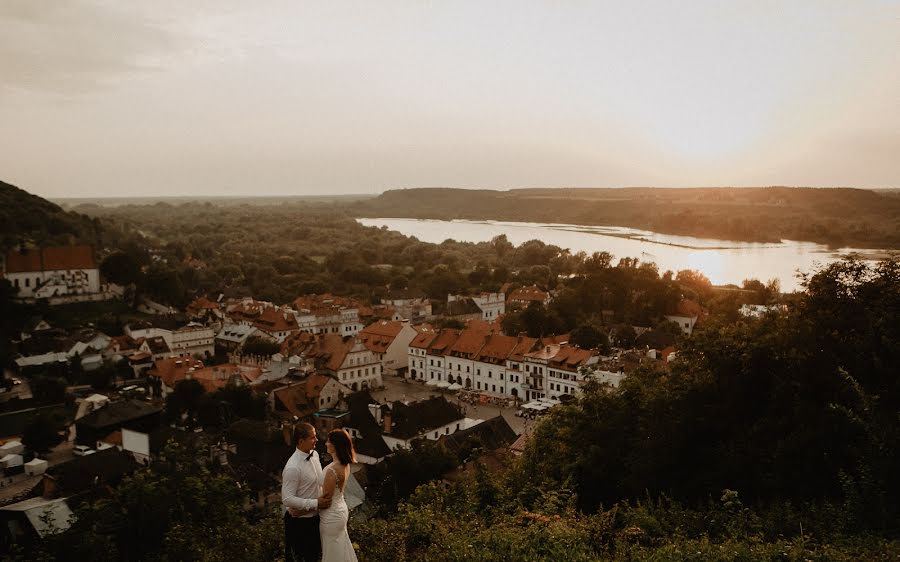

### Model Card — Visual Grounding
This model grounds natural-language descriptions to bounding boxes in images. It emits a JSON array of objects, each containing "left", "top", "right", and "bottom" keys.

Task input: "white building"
[
  {"left": 4, "top": 245, "right": 101, "bottom": 299},
  {"left": 359, "top": 320, "right": 418, "bottom": 375},
  {"left": 170, "top": 323, "right": 215, "bottom": 358}
]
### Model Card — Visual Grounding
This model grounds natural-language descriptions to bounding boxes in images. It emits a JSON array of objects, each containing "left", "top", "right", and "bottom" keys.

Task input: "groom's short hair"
[{"left": 293, "top": 422, "right": 316, "bottom": 444}]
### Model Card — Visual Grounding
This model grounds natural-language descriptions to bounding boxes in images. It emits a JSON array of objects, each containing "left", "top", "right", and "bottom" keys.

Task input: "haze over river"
[{"left": 357, "top": 218, "right": 889, "bottom": 292}]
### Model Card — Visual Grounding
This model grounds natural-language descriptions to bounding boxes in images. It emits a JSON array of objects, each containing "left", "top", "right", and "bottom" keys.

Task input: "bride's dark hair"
[{"left": 328, "top": 428, "right": 356, "bottom": 465}]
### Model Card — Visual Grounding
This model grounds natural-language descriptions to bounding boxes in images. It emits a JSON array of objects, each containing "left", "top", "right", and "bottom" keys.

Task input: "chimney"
[
  {"left": 382, "top": 408, "right": 392, "bottom": 434},
  {"left": 368, "top": 403, "right": 382, "bottom": 424}
]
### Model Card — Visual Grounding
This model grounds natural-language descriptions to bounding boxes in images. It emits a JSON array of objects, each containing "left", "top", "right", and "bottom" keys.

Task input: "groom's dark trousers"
[{"left": 285, "top": 513, "right": 321, "bottom": 562}]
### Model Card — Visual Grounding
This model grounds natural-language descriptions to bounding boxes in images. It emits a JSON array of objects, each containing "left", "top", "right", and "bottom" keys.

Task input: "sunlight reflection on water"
[{"left": 357, "top": 218, "right": 883, "bottom": 292}]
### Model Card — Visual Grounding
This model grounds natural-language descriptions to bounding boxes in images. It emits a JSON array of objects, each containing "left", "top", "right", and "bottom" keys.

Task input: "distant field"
[{"left": 53, "top": 194, "right": 376, "bottom": 208}]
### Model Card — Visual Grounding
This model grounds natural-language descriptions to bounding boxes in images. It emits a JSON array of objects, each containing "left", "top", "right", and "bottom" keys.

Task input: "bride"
[{"left": 318, "top": 429, "right": 359, "bottom": 562}]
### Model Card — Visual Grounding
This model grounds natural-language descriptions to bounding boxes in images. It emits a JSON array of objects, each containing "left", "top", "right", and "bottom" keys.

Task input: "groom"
[{"left": 282, "top": 422, "right": 331, "bottom": 562}]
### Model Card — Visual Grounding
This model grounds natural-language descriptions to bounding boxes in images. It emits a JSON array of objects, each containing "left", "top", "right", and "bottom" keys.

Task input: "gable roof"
[
  {"left": 75, "top": 400, "right": 162, "bottom": 431},
  {"left": 547, "top": 345, "right": 598, "bottom": 371},
  {"left": 359, "top": 320, "right": 404, "bottom": 353},
  {"left": 635, "top": 329, "right": 678, "bottom": 350},
  {"left": 508, "top": 285, "right": 550, "bottom": 303},
  {"left": 144, "top": 336, "right": 170, "bottom": 355},
  {"left": 448, "top": 321, "right": 496, "bottom": 358},
  {"left": 4, "top": 245, "right": 97, "bottom": 274},
  {"left": 46, "top": 447, "right": 137, "bottom": 495},
  {"left": 439, "top": 416, "right": 517, "bottom": 455},
  {"left": 149, "top": 355, "right": 205, "bottom": 389},
  {"left": 272, "top": 374, "right": 340, "bottom": 418},
  {"left": 473, "top": 333, "right": 520, "bottom": 365},
  {"left": 427, "top": 329, "right": 460, "bottom": 356},
  {"left": 341, "top": 391, "right": 391, "bottom": 459},
  {"left": 409, "top": 328, "right": 437, "bottom": 349},
  {"left": 389, "top": 396, "right": 463, "bottom": 440}
]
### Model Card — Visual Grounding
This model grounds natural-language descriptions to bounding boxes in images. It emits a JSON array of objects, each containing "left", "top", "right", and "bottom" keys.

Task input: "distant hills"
[
  {"left": 352, "top": 187, "right": 900, "bottom": 248},
  {"left": 0, "top": 180, "right": 101, "bottom": 251}
]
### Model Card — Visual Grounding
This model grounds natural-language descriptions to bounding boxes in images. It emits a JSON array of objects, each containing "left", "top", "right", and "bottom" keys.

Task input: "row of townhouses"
[{"left": 408, "top": 321, "right": 624, "bottom": 401}]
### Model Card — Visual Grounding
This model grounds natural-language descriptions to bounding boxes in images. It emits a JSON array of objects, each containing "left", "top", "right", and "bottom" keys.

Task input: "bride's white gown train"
[{"left": 319, "top": 464, "right": 358, "bottom": 562}]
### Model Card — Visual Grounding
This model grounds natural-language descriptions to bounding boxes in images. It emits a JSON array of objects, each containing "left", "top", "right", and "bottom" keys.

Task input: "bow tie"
[{"left": 305, "top": 451, "right": 314, "bottom": 461}]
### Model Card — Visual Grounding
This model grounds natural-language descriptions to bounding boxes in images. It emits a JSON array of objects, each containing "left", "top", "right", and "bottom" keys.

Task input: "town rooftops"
[{"left": 4, "top": 245, "right": 97, "bottom": 274}]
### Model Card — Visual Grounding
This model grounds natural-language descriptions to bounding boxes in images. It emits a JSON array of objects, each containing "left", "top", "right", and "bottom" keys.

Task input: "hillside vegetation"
[
  {"left": 352, "top": 187, "right": 900, "bottom": 248},
  {"left": 0, "top": 180, "right": 103, "bottom": 250}
]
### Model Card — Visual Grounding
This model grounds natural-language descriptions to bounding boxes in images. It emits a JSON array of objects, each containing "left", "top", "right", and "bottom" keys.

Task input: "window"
[
  {"left": 488, "top": 372, "right": 492, "bottom": 379},
  {"left": 25, "top": 278, "right": 30, "bottom": 287},
  {"left": 466, "top": 366, "right": 470, "bottom": 373},
  {"left": 500, "top": 373, "right": 504, "bottom": 380},
  {"left": 477, "top": 369, "right": 481, "bottom": 375},
  {"left": 477, "top": 382, "right": 481, "bottom": 390}
]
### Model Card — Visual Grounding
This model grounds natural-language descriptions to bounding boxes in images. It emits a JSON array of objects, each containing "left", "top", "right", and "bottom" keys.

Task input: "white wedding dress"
[{"left": 319, "top": 463, "right": 358, "bottom": 562}]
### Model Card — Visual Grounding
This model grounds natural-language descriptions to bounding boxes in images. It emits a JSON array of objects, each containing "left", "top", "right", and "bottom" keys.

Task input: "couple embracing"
[{"left": 282, "top": 423, "right": 358, "bottom": 562}]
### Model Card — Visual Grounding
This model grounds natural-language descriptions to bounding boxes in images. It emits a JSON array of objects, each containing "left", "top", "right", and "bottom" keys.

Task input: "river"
[{"left": 357, "top": 218, "right": 888, "bottom": 292}]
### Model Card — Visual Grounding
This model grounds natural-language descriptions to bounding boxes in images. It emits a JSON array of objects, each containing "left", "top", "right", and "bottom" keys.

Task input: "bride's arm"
[{"left": 318, "top": 468, "right": 336, "bottom": 506}]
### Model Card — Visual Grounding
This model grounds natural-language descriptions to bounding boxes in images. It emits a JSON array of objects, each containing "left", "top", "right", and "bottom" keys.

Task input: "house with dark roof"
[
  {"left": 270, "top": 373, "right": 351, "bottom": 421},
  {"left": 315, "top": 391, "right": 391, "bottom": 464},
  {"left": 41, "top": 447, "right": 137, "bottom": 499},
  {"left": 382, "top": 396, "right": 475, "bottom": 450},
  {"left": 438, "top": 415, "right": 517, "bottom": 459},
  {"left": 74, "top": 399, "right": 162, "bottom": 447}
]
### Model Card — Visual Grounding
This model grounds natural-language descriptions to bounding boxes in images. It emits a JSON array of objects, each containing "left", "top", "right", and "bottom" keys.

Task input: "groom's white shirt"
[{"left": 282, "top": 448, "right": 324, "bottom": 518}]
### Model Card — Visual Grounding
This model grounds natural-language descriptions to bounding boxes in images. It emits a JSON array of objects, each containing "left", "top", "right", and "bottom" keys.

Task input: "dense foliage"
[{"left": 0, "top": 180, "right": 103, "bottom": 250}]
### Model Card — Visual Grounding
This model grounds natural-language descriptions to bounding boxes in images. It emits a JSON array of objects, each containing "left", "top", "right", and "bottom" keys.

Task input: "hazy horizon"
[{"left": 2, "top": 1, "right": 898, "bottom": 199}]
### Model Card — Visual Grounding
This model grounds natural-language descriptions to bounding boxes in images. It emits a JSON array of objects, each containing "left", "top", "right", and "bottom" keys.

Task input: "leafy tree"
[
  {"left": 100, "top": 252, "right": 142, "bottom": 285},
  {"left": 22, "top": 414, "right": 61, "bottom": 454},
  {"left": 164, "top": 379, "right": 206, "bottom": 425},
  {"left": 569, "top": 323, "right": 610, "bottom": 352}
]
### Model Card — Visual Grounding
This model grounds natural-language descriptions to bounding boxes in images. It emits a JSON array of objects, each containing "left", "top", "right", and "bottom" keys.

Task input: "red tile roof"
[
  {"left": 410, "top": 327, "right": 437, "bottom": 349},
  {"left": 4, "top": 245, "right": 97, "bottom": 274},
  {"left": 427, "top": 329, "right": 460, "bottom": 356},
  {"left": 447, "top": 321, "right": 496, "bottom": 357},
  {"left": 272, "top": 374, "right": 335, "bottom": 418},
  {"left": 473, "top": 333, "right": 520, "bottom": 365},
  {"left": 148, "top": 355, "right": 204, "bottom": 388},
  {"left": 547, "top": 345, "right": 598, "bottom": 371},
  {"left": 508, "top": 285, "right": 550, "bottom": 304}
]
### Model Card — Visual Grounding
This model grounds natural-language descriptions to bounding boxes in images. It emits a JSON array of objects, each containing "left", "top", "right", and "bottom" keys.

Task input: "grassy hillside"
[
  {"left": 0, "top": 179, "right": 101, "bottom": 250},
  {"left": 352, "top": 187, "right": 900, "bottom": 248}
]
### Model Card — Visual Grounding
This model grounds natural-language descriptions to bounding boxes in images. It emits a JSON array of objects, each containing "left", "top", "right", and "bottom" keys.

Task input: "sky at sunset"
[{"left": 1, "top": 1, "right": 898, "bottom": 198}]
